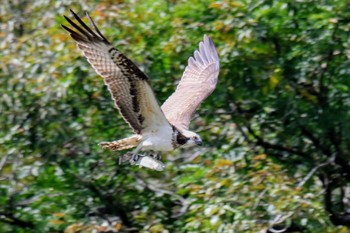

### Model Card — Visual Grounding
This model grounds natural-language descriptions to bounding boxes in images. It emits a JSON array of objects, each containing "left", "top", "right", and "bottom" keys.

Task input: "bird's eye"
[{"left": 192, "top": 136, "right": 197, "bottom": 140}]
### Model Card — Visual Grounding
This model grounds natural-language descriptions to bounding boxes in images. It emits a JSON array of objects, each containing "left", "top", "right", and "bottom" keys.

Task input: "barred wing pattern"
[
  {"left": 62, "top": 10, "right": 169, "bottom": 134},
  {"left": 161, "top": 35, "right": 220, "bottom": 132}
]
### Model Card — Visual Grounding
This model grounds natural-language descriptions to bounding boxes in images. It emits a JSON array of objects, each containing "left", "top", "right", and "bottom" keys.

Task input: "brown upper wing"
[
  {"left": 161, "top": 35, "right": 220, "bottom": 132},
  {"left": 62, "top": 10, "right": 169, "bottom": 134}
]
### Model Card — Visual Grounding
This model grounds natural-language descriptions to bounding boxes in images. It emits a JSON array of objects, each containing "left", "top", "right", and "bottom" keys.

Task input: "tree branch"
[
  {"left": 0, "top": 211, "right": 34, "bottom": 229},
  {"left": 300, "top": 126, "right": 350, "bottom": 181},
  {"left": 297, "top": 159, "right": 332, "bottom": 188},
  {"left": 299, "top": 127, "right": 332, "bottom": 156},
  {"left": 135, "top": 174, "right": 189, "bottom": 218},
  {"left": 324, "top": 180, "right": 350, "bottom": 226},
  {"left": 71, "top": 173, "right": 133, "bottom": 228},
  {"left": 245, "top": 124, "right": 309, "bottom": 157}
]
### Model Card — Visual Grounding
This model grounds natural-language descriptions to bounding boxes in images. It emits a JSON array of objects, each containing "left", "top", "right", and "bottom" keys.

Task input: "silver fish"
[{"left": 134, "top": 155, "right": 165, "bottom": 171}]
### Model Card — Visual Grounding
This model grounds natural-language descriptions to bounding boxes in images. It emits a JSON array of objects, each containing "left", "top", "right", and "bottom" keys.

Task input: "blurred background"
[{"left": 1, "top": 0, "right": 350, "bottom": 232}]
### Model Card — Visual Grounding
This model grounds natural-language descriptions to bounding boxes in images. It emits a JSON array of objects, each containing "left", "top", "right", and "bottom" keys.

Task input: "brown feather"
[{"left": 62, "top": 10, "right": 169, "bottom": 134}]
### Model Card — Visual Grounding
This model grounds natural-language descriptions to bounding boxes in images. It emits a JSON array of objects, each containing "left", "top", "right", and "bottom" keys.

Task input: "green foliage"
[{"left": 1, "top": 0, "right": 349, "bottom": 232}]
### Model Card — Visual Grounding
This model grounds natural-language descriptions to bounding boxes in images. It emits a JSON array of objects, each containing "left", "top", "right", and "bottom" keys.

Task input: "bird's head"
[{"left": 177, "top": 130, "right": 202, "bottom": 148}]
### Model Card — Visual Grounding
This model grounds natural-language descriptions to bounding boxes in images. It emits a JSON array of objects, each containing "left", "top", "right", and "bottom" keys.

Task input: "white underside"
[{"left": 140, "top": 125, "right": 174, "bottom": 152}]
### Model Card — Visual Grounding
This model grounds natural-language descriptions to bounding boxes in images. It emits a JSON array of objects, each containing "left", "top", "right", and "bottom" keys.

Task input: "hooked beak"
[{"left": 195, "top": 140, "right": 202, "bottom": 146}]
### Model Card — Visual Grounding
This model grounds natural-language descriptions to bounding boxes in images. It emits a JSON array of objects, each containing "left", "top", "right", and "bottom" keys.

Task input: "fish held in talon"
[{"left": 133, "top": 155, "right": 165, "bottom": 171}]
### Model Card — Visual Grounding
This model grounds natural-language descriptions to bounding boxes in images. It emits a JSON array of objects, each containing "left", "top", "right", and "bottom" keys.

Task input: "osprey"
[{"left": 62, "top": 10, "right": 220, "bottom": 170}]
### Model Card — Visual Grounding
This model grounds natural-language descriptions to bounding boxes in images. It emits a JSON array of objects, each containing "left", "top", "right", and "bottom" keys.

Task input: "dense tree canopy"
[{"left": 1, "top": 0, "right": 350, "bottom": 232}]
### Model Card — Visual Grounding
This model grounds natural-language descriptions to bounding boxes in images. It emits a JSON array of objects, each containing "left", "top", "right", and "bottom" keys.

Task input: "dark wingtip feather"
[
  {"left": 61, "top": 23, "right": 88, "bottom": 42},
  {"left": 69, "top": 9, "right": 79, "bottom": 19},
  {"left": 71, "top": 10, "right": 96, "bottom": 37},
  {"left": 63, "top": 9, "right": 112, "bottom": 45},
  {"left": 85, "top": 11, "right": 110, "bottom": 43},
  {"left": 61, "top": 24, "right": 70, "bottom": 32}
]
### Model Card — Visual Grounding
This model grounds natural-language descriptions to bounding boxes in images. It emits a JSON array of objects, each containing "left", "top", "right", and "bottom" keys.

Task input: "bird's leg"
[
  {"left": 152, "top": 152, "right": 161, "bottom": 161},
  {"left": 130, "top": 143, "right": 144, "bottom": 164},
  {"left": 143, "top": 151, "right": 152, "bottom": 157}
]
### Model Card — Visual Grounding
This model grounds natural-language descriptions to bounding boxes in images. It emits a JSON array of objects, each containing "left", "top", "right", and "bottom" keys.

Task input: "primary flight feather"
[{"left": 62, "top": 10, "right": 220, "bottom": 170}]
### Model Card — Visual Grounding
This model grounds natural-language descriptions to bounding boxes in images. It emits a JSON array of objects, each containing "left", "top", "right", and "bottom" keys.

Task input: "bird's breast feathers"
[{"left": 141, "top": 125, "right": 175, "bottom": 151}]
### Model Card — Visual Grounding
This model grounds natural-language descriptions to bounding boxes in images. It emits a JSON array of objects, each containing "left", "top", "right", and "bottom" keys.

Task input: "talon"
[
  {"left": 152, "top": 153, "right": 161, "bottom": 160},
  {"left": 130, "top": 153, "right": 142, "bottom": 165},
  {"left": 130, "top": 155, "right": 137, "bottom": 165}
]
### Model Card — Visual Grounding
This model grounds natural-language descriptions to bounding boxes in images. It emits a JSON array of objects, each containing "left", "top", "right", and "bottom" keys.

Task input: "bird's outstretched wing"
[
  {"left": 62, "top": 10, "right": 169, "bottom": 134},
  {"left": 161, "top": 35, "right": 220, "bottom": 132}
]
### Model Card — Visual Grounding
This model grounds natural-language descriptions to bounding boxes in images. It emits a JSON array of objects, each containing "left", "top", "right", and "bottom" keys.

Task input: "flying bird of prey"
[{"left": 62, "top": 10, "right": 220, "bottom": 170}]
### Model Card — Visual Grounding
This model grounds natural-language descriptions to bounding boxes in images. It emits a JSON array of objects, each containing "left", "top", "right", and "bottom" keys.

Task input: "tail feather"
[{"left": 99, "top": 135, "right": 142, "bottom": 151}]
